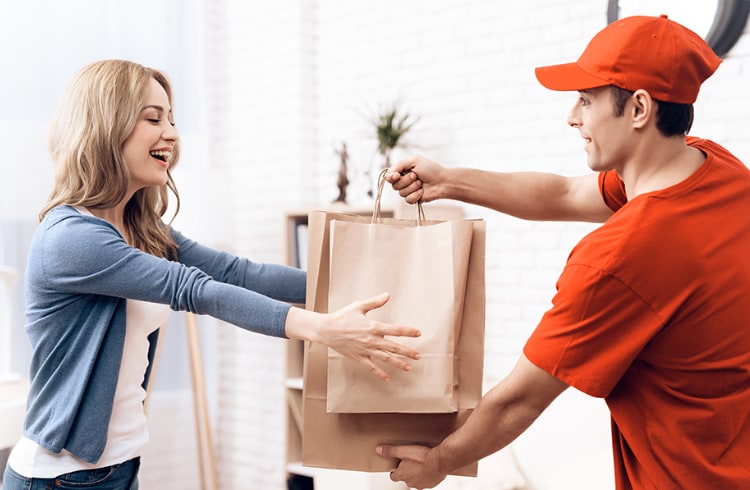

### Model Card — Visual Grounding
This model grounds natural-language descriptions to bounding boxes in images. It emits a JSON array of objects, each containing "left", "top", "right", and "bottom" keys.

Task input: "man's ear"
[{"left": 631, "top": 89, "right": 654, "bottom": 129}]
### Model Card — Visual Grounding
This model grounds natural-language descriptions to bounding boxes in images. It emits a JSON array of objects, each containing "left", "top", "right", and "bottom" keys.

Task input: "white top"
[{"left": 9, "top": 207, "right": 172, "bottom": 476}]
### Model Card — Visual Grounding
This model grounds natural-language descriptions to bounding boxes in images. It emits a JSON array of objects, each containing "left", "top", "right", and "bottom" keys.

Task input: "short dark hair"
[{"left": 611, "top": 86, "right": 694, "bottom": 137}]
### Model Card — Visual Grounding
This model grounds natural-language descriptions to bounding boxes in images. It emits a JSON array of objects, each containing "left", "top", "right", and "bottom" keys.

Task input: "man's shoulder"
[{"left": 688, "top": 136, "right": 745, "bottom": 164}]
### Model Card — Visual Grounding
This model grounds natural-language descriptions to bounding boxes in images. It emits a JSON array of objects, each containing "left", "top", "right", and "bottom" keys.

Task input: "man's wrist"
[{"left": 430, "top": 443, "right": 451, "bottom": 479}]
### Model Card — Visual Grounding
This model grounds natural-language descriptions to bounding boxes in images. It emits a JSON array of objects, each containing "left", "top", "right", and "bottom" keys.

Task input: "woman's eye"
[{"left": 147, "top": 118, "right": 161, "bottom": 124}]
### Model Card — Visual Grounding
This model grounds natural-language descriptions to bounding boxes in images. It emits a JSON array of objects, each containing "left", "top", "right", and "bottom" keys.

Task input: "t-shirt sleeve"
[
  {"left": 523, "top": 263, "right": 662, "bottom": 398},
  {"left": 599, "top": 171, "right": 628, "bottom": 212}
]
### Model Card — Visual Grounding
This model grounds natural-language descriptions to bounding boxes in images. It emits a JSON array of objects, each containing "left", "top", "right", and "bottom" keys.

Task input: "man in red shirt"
[{"left": 378, "top": 15, "right": 750, "bottom": 490}]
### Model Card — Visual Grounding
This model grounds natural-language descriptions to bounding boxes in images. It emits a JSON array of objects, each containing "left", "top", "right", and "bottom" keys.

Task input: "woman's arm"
[
  {"left": 169, "top": 230, "right": 422, "bottom": 377},
  {"left": 170, "top": 228, "right": 306, "bottom": 304},
  {"left": 41, "top": 209, "right": 420, "bottom": 380}
]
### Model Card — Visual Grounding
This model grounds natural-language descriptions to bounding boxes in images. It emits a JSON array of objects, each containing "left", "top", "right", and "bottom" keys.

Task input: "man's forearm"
[
  {"left": 432, "top": 355, "right": 569, "bottom": 475},
  {"left": 443, "top": 168, "right": 610, "bottom": 222},
  {"left": 432, "top": 378, "right": 542, "bottom": 474}
]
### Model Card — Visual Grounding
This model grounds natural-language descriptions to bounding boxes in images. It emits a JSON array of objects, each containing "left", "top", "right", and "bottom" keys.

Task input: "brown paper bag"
[
  {"left": 327, "top": 217, "right": 473, "bottom": 413},
  {"left": 301, "top": 208, "right": 485, "bottom": 475}
]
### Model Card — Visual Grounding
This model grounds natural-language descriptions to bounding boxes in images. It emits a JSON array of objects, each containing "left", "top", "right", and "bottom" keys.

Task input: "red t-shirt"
[{"left": 524, "top": 138, "right": 750, "bottom": 489}]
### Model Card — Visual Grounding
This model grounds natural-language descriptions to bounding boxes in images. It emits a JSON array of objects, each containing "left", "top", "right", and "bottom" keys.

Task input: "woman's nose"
[{"left": 163, "top": 123, "right": 179, "bottom": 142}]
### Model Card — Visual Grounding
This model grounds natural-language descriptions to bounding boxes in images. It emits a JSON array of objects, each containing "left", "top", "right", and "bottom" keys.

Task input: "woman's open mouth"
[{"left": 150, "top": 150, "right": 172, "bottom": 164}]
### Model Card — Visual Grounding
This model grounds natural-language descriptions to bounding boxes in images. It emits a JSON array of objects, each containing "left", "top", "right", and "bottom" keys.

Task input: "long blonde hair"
[{"left": 42, "top": 59, "right": 181, "bottom": 260}]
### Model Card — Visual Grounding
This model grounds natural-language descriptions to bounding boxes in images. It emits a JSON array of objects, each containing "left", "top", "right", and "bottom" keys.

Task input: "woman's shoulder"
[
  {"left": 37, "top": 205, "right": 120, "bottom": 250},
  {"left": 43, "top": 205, "right": 114, "bottom": 230}
]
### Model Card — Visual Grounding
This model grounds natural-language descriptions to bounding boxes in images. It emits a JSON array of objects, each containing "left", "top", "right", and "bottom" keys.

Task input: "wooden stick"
[{"left": 185, "top": 312, "right": 220, "bottom": 490}]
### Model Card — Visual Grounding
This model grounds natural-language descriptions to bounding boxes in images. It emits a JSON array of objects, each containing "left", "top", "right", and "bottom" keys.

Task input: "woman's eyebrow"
[{"left": 141, "top": 104, "right": 171, "bottom": 113}]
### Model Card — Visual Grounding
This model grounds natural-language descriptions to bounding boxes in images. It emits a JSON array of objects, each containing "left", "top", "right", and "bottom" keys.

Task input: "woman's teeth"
[{"left": 150, "top": 150, "right": 171, "bottom": 162}]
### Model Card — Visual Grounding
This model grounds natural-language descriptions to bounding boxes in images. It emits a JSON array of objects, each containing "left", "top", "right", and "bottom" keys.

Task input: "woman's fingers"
[
  {"left": 335, "top": 293, "right": 423, "bottom": 378},
  {"left": 357, "top": 293, "right": 422, "bottom": 341},
  {"left": 377, "top": 335, "right": 421, "bottom": 360},
  {"left": 359, "top": 348, "right": 413, "bottom": 381},
  {"left": 357, "top": 291, "right": 391, "bottom": 312},
  {"left": 361, "top": 355, "right": 392, "bottom": 381},
  {"left": 361, "top": 332, "right": 420, "bottom": 375},
  {"left": 376, "top": 348, "right": 413, "bottom": 371}
]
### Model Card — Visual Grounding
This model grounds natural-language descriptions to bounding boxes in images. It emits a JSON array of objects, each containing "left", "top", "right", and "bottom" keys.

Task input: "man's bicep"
[
  {"left": 491, "top": 354, "right": 569, "bottom": 418},
  {"left": 566, "top": 173, "right": 613, "bottom": 222},
  {"left": 514, "top": 354, "right": 569, "bottom": 411}
]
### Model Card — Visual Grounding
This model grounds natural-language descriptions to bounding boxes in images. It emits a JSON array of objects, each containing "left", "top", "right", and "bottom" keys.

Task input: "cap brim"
[{"left": 535, "top": 62, "right": 611, "bottom": 92}]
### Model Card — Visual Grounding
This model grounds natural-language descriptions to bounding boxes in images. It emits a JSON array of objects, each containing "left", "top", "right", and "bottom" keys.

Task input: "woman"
[{"left": 2, "top": 59, "right": 420, "bottom": 489}]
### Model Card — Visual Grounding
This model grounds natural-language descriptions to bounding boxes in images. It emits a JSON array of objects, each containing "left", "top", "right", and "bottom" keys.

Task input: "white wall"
[{"left": 1, "top": 1, "right": 749, "bottom": 489}]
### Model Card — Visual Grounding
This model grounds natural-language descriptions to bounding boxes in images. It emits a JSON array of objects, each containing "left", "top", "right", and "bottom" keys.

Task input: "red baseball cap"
[{"left": 535, "top": 15, "right": 721, "bottom": 104}]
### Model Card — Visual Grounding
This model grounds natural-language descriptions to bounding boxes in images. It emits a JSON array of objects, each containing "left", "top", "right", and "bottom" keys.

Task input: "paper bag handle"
[{"left": 374, "top": 168, "right": 425, "bottom": 225}]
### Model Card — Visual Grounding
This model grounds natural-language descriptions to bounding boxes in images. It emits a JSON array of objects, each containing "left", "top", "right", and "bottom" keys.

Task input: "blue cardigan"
[{"left": 22, "top": 205, "right": 306, "bottom": 464}]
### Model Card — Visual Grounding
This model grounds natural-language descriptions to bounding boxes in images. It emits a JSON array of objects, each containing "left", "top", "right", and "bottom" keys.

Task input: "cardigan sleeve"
[
  {"left": 170, "top": 227, "right": 306, "bottom": 305},
  {"left": 36, "top": 207, "right": 295, "bottom": 338}
]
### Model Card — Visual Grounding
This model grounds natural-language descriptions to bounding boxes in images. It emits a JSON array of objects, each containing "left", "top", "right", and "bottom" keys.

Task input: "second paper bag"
[{"left": 327, "top": 218, "right": 473, "bottom": 413}]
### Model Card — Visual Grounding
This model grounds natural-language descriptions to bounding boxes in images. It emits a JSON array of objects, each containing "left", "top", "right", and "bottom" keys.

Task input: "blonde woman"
[{"left": 3, "top": 59, "right": 420, "bottom": 489}]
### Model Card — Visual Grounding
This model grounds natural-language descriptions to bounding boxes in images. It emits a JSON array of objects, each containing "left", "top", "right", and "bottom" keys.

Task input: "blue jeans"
[{"left": 2, "top": 458, "right": 139, "bottom": 490}]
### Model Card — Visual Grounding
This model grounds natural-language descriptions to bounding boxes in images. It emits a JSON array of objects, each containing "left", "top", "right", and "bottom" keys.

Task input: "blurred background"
[{"left": 1, "top": 1, "right": 748, "bottom": 489}]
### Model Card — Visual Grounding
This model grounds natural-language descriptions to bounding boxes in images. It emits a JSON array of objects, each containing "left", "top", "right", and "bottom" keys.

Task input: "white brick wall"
[
  {"left": 210, "top": 1, "right": 750, "bottom": 489},
  {"left": 207, "top": 2, "right": 318, "bottom": 489}
]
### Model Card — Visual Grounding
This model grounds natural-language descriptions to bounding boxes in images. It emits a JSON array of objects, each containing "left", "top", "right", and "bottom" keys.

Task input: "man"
[{"left": 377, "top": 15, "right": 750, "bottom": 490}]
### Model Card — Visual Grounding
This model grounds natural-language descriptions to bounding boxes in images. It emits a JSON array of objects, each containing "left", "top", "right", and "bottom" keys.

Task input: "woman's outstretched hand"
[{"left": 285, "top": 292, "right": 421, "bottom": 380}]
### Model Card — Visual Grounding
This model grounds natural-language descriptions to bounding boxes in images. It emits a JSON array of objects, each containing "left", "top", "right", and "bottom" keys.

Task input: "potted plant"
[{"left": 372, "top": 102, "right": 419, "bottom": 170}]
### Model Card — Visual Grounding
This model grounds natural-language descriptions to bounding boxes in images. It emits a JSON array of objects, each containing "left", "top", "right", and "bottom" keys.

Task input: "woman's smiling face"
[{"left": 122, "top": 77, "right": 179, "bottom": 193}]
